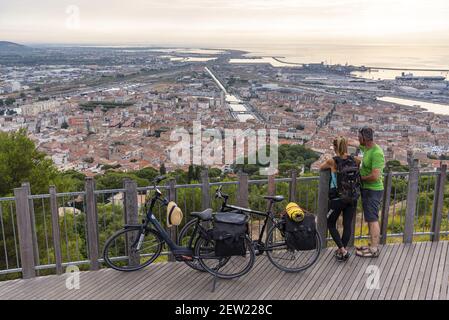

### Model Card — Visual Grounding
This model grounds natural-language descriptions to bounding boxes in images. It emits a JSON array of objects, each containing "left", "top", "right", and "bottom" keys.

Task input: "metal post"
[
  {"left": 237, "top": 172, "right": 249, "bottom": 208},
  {"left": 200, "top": 169, "right": 210, "bottom": 210},
  {"left": 380, "top": 171, "right": 393, "bottom": 245},
  {"left": 49, "top": 186, "right": 63, "bottom": 275},
  {"left": 14, "top": 187, "right": 36, "bottom": 279},
  {"left": 21, "top": 182, "right": 40, "bottom": 272},
  {"left": 124, "top": 179, "right": 139, "bottom": 266},
  {"left": 403, "top": 159, "right": 419, "bottom": 244},
  {"left": 85, "top": 177, "right": 100, "bottom": 270},
  {"left": 317, "top": 169, "right": 330, "bottom": 249},
  {"left": 289, "top": 170, "right": 297, "bottom": 203},
  {"left": 431, "top": 164, "right": 447, "bottom": 242},
  {"left": 167, "top": 178, "right": 177, "bottom": 262}
]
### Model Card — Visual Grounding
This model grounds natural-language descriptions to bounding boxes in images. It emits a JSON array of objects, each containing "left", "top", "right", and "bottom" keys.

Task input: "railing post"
[
  {"left": 317, "top": 169, "right": 330, "bottom": 249},
  {"left": 123, "top": 178, "right": 139, "bottom": 266},
  {"left": 85, "top": 177, "right": 100, "bottom": 270},
  {"left": 289, "top": 170, "right": 297, "bottom": 203},
  {"left": 266, "top": 175, "right": 276, "bottom": 231},
  {"left": 380, "top": 171, "right": 393, "bottom": 245},
  {"left": 21, "top": 182, "right": 40, "bottom": 274},
  {"left": 403, "top": 159, "right": 419, "bottom": 244},
  {"left": 49, "top": 185, "right": 63, "bottom": 275},
  {"left": 14, "top": 187, "right": 35, "bottom": 279},
  {"left": 237, "top": 172, "right": 249, "bottom": 208},
  {"left": 431, "top": 164, "right": 447, "bottom": 242},
  {"left": 201, "top": 169, "right": 210, "bottom": 210},
  {"left": 167, "top": 178, "right": 177, "bottom": 262}
]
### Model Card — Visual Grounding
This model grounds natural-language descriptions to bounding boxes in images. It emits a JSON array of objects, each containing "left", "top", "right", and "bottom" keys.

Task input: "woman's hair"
[{"left": 333, "top": 136, "right": 348, "bottom": 156}]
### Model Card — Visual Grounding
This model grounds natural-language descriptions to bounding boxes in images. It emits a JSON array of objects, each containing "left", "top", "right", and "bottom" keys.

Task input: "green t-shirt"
[{"left": 360, "top": 144, "right": 385, "bottom": 191}]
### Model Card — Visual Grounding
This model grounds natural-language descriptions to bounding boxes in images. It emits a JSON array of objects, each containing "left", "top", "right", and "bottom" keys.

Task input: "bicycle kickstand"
[{"left": 211, "top": 272, "right": 218, "bottom": 292}]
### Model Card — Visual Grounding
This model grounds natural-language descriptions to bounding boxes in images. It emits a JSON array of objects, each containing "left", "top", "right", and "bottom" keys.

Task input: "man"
[{"left": 351, "top": 127, "right": 385, "bottom": 258}]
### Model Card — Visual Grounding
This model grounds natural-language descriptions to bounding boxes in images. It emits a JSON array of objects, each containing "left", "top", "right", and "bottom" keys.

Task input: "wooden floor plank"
[
  {"left": 389, "top": 243, "right": 418, "bottom": 300},
  {"left": 336, "top": 246, "right": 381, "bottom": 300},
  {"left": 423, "top": 242, "right": 444, "bottom": 300},
  {"left": 1, "top": 242, "right": 448, "bottom": 300},
  {"left": 361, "top": 243, "right": 399, "bottom": 300},
  {"left": 268, "top": 248, "right": 332, "bottom": 300},
  {"left": 398, "top": 241, "right": 426, "bottom": 299},
  {"left": 406, "top": 242, "right": 430, "bottom": 299},
  {"left": 432, "top": 241, "right": 449, "bottom": 300},
  {"left": 351, "top": 244, "right": 396, "bottom": 300},
  {"left": 375, "top": 243, "right": 411, "bottom": 300}
]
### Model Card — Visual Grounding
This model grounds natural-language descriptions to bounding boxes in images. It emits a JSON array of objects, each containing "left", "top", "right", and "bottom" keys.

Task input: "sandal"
[
  {"left": 356, "top": 247, "right": 380, "bottom": 258},
  {"left": 336, "top": 251, "right": 351, "bottom": 262},
  {"left": 355, "top": 244, "right": 371, "bottom": 251}
]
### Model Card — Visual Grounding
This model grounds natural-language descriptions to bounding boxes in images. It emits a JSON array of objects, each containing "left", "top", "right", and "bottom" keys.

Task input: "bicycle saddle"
[
  {"left": 263, "top": 195, "right": 284, "bottom": 202},
  {"left": 191, "top": 208, "right": 213, "bottom": 221}
]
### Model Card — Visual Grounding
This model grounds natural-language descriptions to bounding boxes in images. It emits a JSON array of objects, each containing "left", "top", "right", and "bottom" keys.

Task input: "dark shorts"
[{"left": 361, "top": 189, "right": 383, "bottom": 222}]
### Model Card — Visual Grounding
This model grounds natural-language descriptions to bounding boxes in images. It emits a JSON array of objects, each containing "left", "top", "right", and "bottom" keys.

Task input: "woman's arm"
[{"left": 320, "top": 158, "right": 334, "bottom": 171}]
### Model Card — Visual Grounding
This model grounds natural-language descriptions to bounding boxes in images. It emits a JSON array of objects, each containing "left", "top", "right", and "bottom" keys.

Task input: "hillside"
[{"left": 0, "top": 41, "right": 30, "bottom": 53}]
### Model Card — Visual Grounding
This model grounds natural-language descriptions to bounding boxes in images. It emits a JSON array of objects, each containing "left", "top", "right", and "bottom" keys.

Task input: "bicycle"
[
  {"left": 178, "top": 185, "right": 322, "bottom": 273},
  {"left": 103, "top": 176, "right": 256, "bottom": 280}
]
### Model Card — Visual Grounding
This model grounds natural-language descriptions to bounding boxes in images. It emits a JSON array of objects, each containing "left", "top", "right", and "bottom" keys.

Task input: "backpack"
[
  {"left": 333, "top": 156, "right": 361, "bottom": 204},
  {"left": 211, "top": 212, "right": 248, "bottom": 257},
  {"left": 283, "top": 213, "right": 317, "bottom": 251}
]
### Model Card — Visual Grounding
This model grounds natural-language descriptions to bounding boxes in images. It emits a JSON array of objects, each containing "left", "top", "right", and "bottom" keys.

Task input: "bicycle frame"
[
  {"left": 139, "top": 187, "right": 193, "bottom": 256},
  {"left": 218, "top": 193, "right": 279, "bottom": 247}
]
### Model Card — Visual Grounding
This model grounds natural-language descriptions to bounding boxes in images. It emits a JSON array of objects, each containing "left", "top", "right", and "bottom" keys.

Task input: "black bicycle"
[
  {"left": 103, "top": 176, "right": 256, "bottom": 279},
  {"left": 178, "top": 185, "right": 321, "bottom": 273}
]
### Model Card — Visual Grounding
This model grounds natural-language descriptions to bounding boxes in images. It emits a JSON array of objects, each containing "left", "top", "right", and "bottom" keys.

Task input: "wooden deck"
[{"left": 1, "top": 241, "right": 448, "bottom": 300}]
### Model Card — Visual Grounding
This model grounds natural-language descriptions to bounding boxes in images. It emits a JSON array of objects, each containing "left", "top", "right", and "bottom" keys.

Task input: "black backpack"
[
  {"left": 211, "top": 212, "right": 248, "bottom": 257},
  {"left": 283, "top": 213, "right": 317, "bottom": 251},
  {"left": 333, "top": 156, "right": 361, "bottom": 204}
]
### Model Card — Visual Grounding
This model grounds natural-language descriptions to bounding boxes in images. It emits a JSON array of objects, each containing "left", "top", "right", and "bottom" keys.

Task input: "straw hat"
[{"left": 167, "top": 201, "right": 183, "bottom": 227}]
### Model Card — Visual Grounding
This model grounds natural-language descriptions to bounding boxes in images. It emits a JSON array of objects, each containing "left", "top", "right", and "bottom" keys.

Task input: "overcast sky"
[{"left": 1, "top": 0, "right": 449, "bottom": 46}]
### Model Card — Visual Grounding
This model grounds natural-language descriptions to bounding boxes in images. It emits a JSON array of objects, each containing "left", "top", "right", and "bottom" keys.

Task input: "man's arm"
[
  {"left": 361, "top": 150, "right": 384, "bottom": 182},
  {"left": 361, "top": 168, "right": 381, "bottom": 182}
]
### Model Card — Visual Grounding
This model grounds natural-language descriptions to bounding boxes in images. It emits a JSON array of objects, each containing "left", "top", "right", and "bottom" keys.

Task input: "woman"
[{"left": 320, "top": 137, "right": 361, "bottom": 262}]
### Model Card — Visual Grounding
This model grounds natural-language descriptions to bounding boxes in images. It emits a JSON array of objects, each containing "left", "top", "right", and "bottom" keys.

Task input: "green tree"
[
  {"left": 61, "top": 121, "right": 69, "bottom": 129},
  {"left": 5, "top": 98, "right": 15, "bottom": 106},
  {"left": 0, "top": 129, "right": 58, "bottom": 196},
  {"left": 0, "top": 99, "right": 3, "bottom": 106},
  {"left": 187, "top": 165, "right": 195, "bottom": 182},
  {"left": 135, "top": 167, "right": 158, "bottom": 181},
  {"left": 160, "top": 163, "right": 167, "bottom": 175}
]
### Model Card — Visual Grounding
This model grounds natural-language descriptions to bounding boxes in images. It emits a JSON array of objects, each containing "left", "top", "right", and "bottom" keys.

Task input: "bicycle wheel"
[
  {"left": 103, "top": 226, "right": 164, "bottom": 272},
  {"left": 195, "top": 235, "right": 255, "bottom": 279},
  {"left": 177, "top": 219, "right": 206, "bottom": 272},
  {"left": 265, "top": 223, "right": 321, "bottom": 273}
]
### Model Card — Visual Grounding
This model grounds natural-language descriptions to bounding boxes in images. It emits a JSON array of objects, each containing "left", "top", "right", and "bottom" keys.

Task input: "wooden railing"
[{"left": 0, "top": 162, "right": 447, "bottom": 279}]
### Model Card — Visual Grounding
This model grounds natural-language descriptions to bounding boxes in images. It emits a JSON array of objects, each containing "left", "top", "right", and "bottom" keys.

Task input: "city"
[{"left": 1, "top": 42, "right": 449, "bottom": 176}]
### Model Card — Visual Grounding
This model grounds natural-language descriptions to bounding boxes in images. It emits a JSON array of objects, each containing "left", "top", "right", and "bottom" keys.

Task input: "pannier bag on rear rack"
[
  {"left": 283, "top": 203, "right": 317, "bottom": 251},
  {"left": 211, "top": 212, "right": 249, "bottom": 257}
]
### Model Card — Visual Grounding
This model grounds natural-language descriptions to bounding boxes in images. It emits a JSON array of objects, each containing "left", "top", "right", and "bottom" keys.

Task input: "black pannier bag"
[
  {"left": 284, "top": 213, "right": 317, "bottom": 251},
  {"left": 211, "top": 212, "right": 248, "bottom": 257}
]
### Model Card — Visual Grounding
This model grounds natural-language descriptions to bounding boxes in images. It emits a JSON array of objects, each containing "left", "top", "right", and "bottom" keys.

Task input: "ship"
[{"left": 395, "top": 72, "right": 446, "bottom": 81}]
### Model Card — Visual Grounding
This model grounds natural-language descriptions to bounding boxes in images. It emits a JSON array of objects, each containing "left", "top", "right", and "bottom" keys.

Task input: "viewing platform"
[
  {"left": 0, "top": 242, "right": 448, "bottom": 300},
  {"left": 0, "top": 161, "right": 448, "bottom": 300}
]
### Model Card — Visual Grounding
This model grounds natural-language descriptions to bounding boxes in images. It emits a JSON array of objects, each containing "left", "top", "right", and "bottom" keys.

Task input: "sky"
[{"left": 1, "top": 0, "right": 449, "bottom": 46}]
